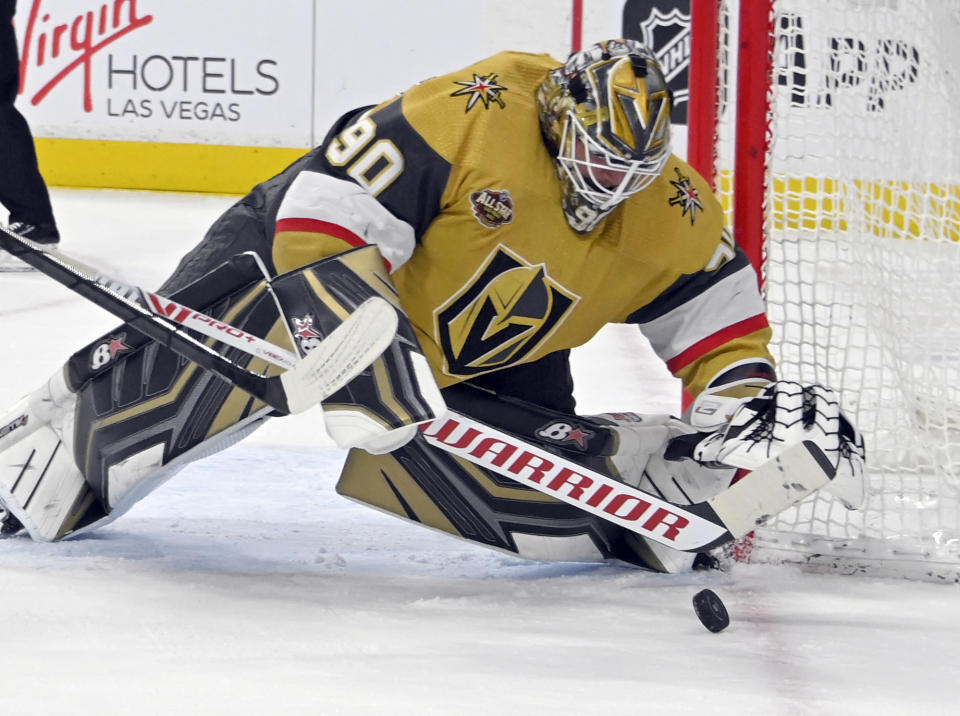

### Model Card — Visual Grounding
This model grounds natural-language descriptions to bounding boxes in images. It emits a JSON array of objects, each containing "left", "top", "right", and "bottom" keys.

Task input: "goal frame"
[
  {"left": 687, "top": 0, "right": 960, "bottom": 581},
  {"left": 688, "top": 0, "right": 774, "bottom": 285}
]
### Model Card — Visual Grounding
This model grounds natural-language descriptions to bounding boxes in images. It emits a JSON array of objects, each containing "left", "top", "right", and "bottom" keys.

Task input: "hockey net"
[{"left": 690, "top": 0, "right": 960, "bottom": 580}]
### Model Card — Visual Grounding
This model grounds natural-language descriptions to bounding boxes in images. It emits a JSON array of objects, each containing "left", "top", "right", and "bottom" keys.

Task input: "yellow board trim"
[
  {"left": 37, "top": 138, "right": 958, "bottom": 241},
  {"left": 34, "top": 137, "right": 306, "bottom": 195},
  {"left": 718, "top": 170, "right": 960, "bottom": 241}
]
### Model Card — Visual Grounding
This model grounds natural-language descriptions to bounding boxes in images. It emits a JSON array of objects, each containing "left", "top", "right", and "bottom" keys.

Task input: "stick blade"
[
  {"left": 706, "top": 440, "right": 835, "bottom": 538},
  {"left": 280, "top": 297, "right": 398, "bottom": 413}
]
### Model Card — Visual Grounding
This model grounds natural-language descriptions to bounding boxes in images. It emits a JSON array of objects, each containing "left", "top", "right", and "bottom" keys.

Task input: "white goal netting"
[{"left": 715, "top": 0, "right": 960, "bottom": 579}]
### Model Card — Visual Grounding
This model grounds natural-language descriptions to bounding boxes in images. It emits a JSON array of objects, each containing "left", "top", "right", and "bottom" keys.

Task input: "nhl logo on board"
[
  {"left": 639, "top": 7, "right": 691, "bottom": 85},
  {"left": 291, "top": 314, "right": 323, "bottom": 353},
  {"left": 624, "top": 1, "right": 692, "bottom": 123},
  {"left": 469, "top": 188, "right": 515, "bottom": 229}
]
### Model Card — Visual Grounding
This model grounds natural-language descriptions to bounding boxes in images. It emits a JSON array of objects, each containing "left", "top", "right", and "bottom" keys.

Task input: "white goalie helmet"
[{"left": 537, "top": 39, "right": 672, "bottom": 233}]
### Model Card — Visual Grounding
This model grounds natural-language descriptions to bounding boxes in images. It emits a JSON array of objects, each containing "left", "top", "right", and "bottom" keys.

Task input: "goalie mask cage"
[{"left": 688, "top": 0, "right": 960, "bottom": 581}]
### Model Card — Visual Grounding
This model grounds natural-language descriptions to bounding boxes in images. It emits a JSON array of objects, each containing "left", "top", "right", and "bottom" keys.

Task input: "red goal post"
[{"left": 688, "top": 0, "right": 960, "bottom": 581}]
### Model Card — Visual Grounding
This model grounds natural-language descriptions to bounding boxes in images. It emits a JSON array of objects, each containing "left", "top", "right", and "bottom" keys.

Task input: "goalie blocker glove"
[{"left": 680, "top": 381, "right": 867, "bottom": 510}]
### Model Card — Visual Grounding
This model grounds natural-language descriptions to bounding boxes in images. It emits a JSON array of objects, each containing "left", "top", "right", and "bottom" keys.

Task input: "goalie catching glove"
[{"left": 678, "top": 381, "right": 867, "bottom": 510}]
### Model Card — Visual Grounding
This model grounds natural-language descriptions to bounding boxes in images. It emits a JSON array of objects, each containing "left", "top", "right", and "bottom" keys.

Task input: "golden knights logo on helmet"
[
  {"left": 537, "top": 39, "right": 672, "bottom": 234},
  {"left": 435, "top": 245, "right": 579, "bottom": 377}
]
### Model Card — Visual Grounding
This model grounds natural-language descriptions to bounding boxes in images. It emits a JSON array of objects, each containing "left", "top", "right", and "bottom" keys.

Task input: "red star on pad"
[
  {"left": 565, "top": 427, "right": 592, "bottom": 449},
  {"left": 107, "top": 335, "right": 130, "bottom": 359}
]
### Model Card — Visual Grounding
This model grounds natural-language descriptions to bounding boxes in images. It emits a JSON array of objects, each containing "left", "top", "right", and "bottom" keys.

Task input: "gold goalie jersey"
[{"left": 271, "top": 50, "right": 774, "bottom": 399}]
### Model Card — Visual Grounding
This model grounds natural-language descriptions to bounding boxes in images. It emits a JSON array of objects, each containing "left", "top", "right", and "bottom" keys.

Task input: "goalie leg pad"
[
  {"left": 0, "top": 370, "right": 96, "bottom": 541},
  {"left": 337, "top": 433, "right": 668, "bottom": 569},
  {"left": 73, "top": 258, "right": 289, "bottom": 507},
  {"left": 64, "top": 251, "right": 276, "bottom": 392},
  {"left": 0, "top": 255, "right": 289, "bottom": 540},
  {"left": 337, "top": 386, "right": 741, "bottom": 572}
]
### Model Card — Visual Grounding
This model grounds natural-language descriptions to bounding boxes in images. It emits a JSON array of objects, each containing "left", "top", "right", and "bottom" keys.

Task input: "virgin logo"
[{"left": 18, "top": 0, "right": 153, "bottom": 112}]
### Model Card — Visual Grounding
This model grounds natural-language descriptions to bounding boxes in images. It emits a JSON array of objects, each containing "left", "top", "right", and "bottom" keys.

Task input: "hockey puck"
[{"left": 692, "top": 589, "right": 730, "bottom": 633}]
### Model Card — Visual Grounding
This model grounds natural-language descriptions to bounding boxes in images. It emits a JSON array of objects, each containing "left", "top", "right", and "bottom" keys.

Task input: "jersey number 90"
[{"left": 324, "top": 116, "right": 404, "bottom": 196}]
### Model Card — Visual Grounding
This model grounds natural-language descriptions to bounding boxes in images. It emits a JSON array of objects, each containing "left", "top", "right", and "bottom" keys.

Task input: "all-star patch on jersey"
[
  {"left": 469, "top": 189, "right": 515, "bottom": 228},
  {"left": 269, "top": 50, "right": 773, "bottom": 398}
]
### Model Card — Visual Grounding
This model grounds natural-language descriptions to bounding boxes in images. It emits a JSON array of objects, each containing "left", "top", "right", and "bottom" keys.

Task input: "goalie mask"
[{"left": 537, "top": 39, "right": 672, "bottom": 233}]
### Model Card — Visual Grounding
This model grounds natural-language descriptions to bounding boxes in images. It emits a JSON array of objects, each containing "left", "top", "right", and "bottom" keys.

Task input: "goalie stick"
[
  {"left": 0, "top": 224, "right": 396, "bottom": 414},
  {"left": 0, "top": 227, "right": 836, "bottom": 550},
  {"left": 418, "top": 411, "right": 835, "bottom": 551}
]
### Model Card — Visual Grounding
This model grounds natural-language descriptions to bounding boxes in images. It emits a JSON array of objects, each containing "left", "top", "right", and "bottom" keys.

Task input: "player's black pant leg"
[
  {"left": 158, "top": 148, "right": 316, "bottom": 294},
  {"left": 0, "top": 4, "right": 57, "bottom": 231},
  {"left": 159, "top": 200, "right": 272, "bottom": 294},
  {"left": 459, "top": 350, "right": 577, "bottom": 413},
  {"left": 443, "top": 351, "right": 619, "bottom": 463},
  {"left": 0, "top": 105, "right": 54, "bottom": 225}
]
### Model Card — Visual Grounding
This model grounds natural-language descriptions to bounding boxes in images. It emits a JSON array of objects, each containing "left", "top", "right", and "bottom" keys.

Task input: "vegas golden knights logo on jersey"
[{"left": 434, "top": 245, "right": 579, "bottom": 377}]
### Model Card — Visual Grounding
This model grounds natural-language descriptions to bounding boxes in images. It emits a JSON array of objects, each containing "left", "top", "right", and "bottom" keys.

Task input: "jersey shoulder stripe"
[
  {"left": 297, "top": 99, "right": 452, "bottom": 240},
  {"left": 624, "top": 243, "right": 755, "bottom": 325}
]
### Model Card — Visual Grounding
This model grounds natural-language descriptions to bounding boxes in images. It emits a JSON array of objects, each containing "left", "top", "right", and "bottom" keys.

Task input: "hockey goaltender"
[{"left": 0, "top": 40, "right": 865, "bottom": 574}]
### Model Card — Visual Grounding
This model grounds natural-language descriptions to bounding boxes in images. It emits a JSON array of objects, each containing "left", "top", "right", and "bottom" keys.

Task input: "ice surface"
[{"left": 0, "top": 189, "right": 956, "bottom": 715}]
